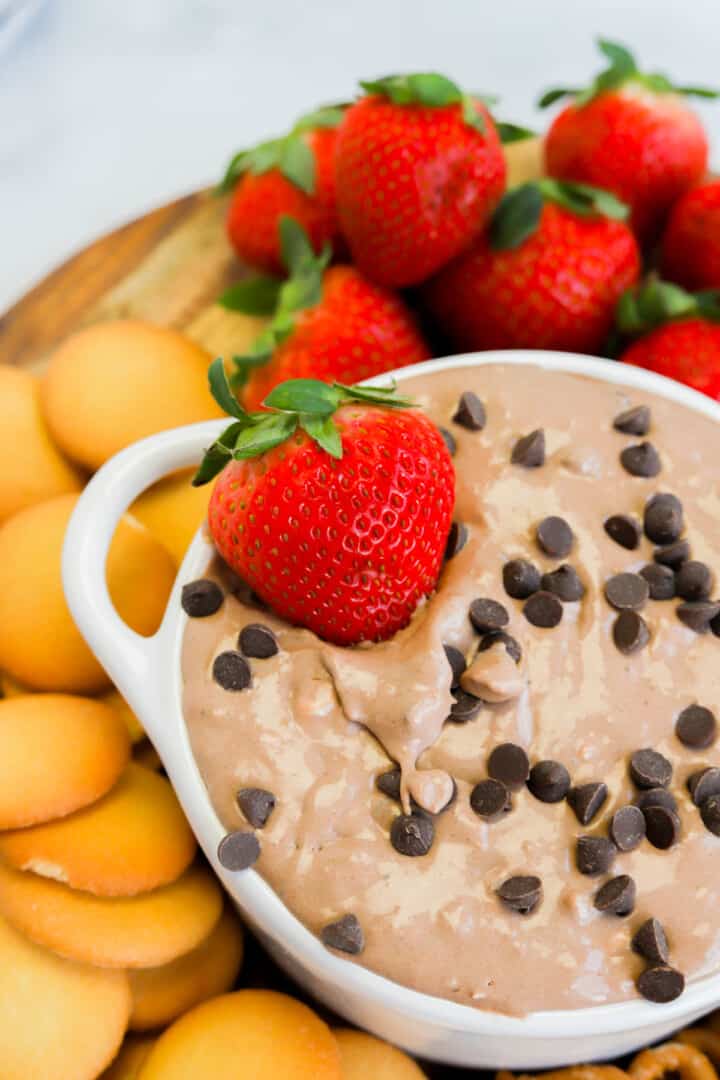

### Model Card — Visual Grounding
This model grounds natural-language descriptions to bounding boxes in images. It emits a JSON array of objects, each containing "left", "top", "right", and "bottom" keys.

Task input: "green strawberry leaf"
[
  {"left": 279, "top": 136, "right": 316, "bottom": 195},
  {"left": 359, "top": 73, "right": 490, "bottom": 134},
  {"left": 208, "top": 357, "right": 248, "bottom": 420},
  {"left": 496, "top": 121, "right": 536, "bottom": 144},
  {"left": 406, "top": 72, "right": 463, "bottom": 106},
  {"left": 539, "top": 178, "right": 629, "bottom": 221},
  {"left": 216, "top": 150, "right": 250, "bottom": 194},
  {"left": 192, "top": 421, "right": 246, "bottom": 486},
  {"left": 264, "top": 379, "right": 342, "bottom": 417},
  {"left": 460, "top": 95, "right": 486, "bottom": 133},
  {"left": 674, "top": 85, "right": 720, "bottom": 99},
  {"left": 279, "top": 215, "right": 316, "bottom": 275},
  {"left": 616, "top": 278, "right": 699, "bottom": 336},
  {"left": 333, "top": 381, "right": 414, "bottom": 408},
  {"left": 232, "top": 412, "right": 299, "bottom": 458},
  {"left": 597, "top": 39, "right": 637, "bottom": 71},
  {"left": 300, "top": 414, "right": 343, "bottom": 458},
  {"left": 489, "top": 183, "right": 544, "bottom": 250},
  {"left": 537, "top": 87, "right": 578, "bottom": 108},
  {"left": 218, "top": 275, "right": 283, "bottom": 315},
  {"left": 693, "top": 290, "right": 720, "bottom": 321},
  {"left": 294, "top": 105, "right": 346, "bottom": 131}
]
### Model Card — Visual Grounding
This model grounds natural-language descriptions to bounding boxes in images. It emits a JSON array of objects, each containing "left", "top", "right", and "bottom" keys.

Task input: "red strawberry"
[
  {"left": 219, "top": 217, "right": 431, "bottom": 411},
  {"left": 423, "top": 180, "right": 640, "bottom": 354},
  {"left": 194, "top": 363, "right": 455, "bottom": 646},
  {"left": 661, "top": 181, "right": 720, "bottom": 290},
  {"left": 221, "top": 106, "right": 345, "bottom": 275},
  {"left": 541, "top": 40, "right": 716, "bottom": 243},
  {"left": 617, "top": 278, "right": 720, "bottom": 399},
  {"left": 335, "top": 73, "right": 506, "bottom": 287}
]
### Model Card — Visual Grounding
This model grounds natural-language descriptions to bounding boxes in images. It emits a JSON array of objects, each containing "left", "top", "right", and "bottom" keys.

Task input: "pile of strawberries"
[{"left": 217, "top": 41, "right": 720, "bottom": 402}]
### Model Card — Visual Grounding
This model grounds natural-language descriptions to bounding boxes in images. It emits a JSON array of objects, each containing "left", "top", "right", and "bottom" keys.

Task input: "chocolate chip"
[
  {"left": 487, "top": 743, "right": 530, "bottom": 791},
  {"left": 621, "top": 443, "right": 661, "bottom": 478},
  {"left": 217, "top": 830, "right": 260, "bottom": 871},
  {"left": 390, "top": 812, "right": 434, "bottom": 856},
  {"left": 213, "top": 651, "right": 252, "bottom": 691},
  {"left": 236, "top": 788, "right": 275, "bottom": 828},
  {"left": 594, "top": 874, "right": 636, "bottom": 916},
  {"left": 541, "top": 565, "right": 585, "bottom": 602},
  {"left": 503, "top": 559, "right": 541, "bottom": 600},
  {"left": 614, "top": 405, "right": 651, "bottom": 436},
  {"left": 470, "top": 779, "right": 511, "bottom": 821},
  {"left": 700, "top": 793, "right": 720, "bottom": 836},
  {"left": 677, "top": 600, "right": 720, "bottom": 633},
  {"left": 640, "top": 563, "right": 676, "bottom": 601},
  {"left": 637, "top": 965, "right": 685, "bottom": 1003},
  {"left": 610, "top": 805, "right": 646, "bottom": 852},
  {"left": 447, "top": 690, "right": 483, "bottom": 724},
  {"left": 181, "top": 579, "right": 224, "bottom": 617},
  {"left": 511, "top": 429, "right": 545, "bottom": 468},
  {"left": 613, "top": 611, "right": 650, "bottom": 654},
  {"left": 644, "top": 805, "right": 681, "bottom": 849},
  {"left": 469, "top": 598, "right": 509, "bottom": 633},
  {"left": 376, "top": 767, "right": 401, "bottom": 800},
  {"left": 676, "top": 562, "right": 714, "bottom": 602},
  {"left": 630, "top": 749, "right": 672, "bottom": 789},
  {"left": 604, "top": 515, "right": 642, "bottom": 550},
  {"left": 688, "top": 767, "right": 720, "bottom": 806},
  {"left": 443, "top": 644, "right": 466, "bottom": 689},
  {"left": 635, "top": 788, "right": 678, "bottom": 814},
  {"left": 444, "top": 521, "right": 468, "bottom": 561},
  {"left": 496, "top": 875, "right": 542, "bottom": 915},
  {"left": 536, "top": 516, "right": 574, "bottom": 558},
  {"left": 568, "top": 782, "right": 608, "bottom": 826},
  {"left": 576, "top": 836, "right": 616, "bottom": 877},
  {"left": 478, "top": 631, "right": 522, "bottom": 664},
  {"left": 239, "top": 623, "right": 278, "bottom": 659},
  {"left": 523, "top": 590, "right": 563, "bottom": 628},
  {"left": 676, "top": 704, "right": 717, "bottom": 750},
  {"left": 441, "top": 427, "right": 458, "bottom": 456},
  {"left": 644, "top": 494, "right": 684, "bottom": 545},
  {"left": 527, "top": 760, "right": 571, "bottom": 803},
  {"left": 605, "top": 573, "right": 649, "bottom": 612},
  {"left": 632, "top": 918, "right": 669, "bottom": 965},
  {"left": 654, "top": 539, "right": 691, "bottom": 569},
  {"left": 321, "top": 914, "right": 364, "bottom": 955},
  {"left": 452, "top": 391, "right": 486, "bottom": 431}
]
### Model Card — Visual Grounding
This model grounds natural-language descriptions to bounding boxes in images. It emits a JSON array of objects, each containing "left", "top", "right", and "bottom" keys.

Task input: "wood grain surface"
[{"left": 0, "top": 137, "right": 543, "bottom": 374}]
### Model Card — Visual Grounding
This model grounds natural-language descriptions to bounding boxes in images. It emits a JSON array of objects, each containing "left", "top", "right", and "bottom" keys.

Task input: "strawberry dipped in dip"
[{"left": 182, "top": 361, "right": 720, "bottom": 1015}]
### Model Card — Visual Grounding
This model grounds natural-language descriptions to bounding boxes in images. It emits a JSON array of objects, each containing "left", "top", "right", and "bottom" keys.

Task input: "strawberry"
[
  {"left": 661, "top": 181, "right": 720, "bottom": 290},
  {"left": 193, "top": 361, "right": 455, "bottom": 646},
  {"left": 334, "top": 73, "right": 506, "bottom": 287},
  {"left": 422, "top": 179, "right": 640, "bottom": 354},
  {"left": 540, "top": 40, "right": 717, "bottom": 243},
  {"left": 617, "top": 278, "right": 720, "bottom": 399},
  {"left": 219, "top": 217, "right": 431, "bottom": 411},
  {"left": 220, "top": 105, "right": 345, "bottom": 274}
]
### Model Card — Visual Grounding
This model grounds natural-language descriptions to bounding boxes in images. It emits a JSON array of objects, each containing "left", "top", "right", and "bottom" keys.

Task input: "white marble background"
[{"left": 2, "top": 0, "right": 719, "bottom": 313}]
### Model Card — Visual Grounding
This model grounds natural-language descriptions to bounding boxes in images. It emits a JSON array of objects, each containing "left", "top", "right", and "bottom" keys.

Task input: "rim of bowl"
[{"left": 170, "top": 349, "right": 720, "bottom": 1037}]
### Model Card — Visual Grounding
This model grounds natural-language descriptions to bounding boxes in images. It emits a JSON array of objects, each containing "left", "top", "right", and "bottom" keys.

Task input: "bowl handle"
[{"left": 62, "top": 420, "right": 225, "bottom": 728}]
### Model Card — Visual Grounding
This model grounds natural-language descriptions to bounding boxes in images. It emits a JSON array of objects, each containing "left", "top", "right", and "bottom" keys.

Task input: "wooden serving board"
[{"left": 0, "top": 137, "right": 544, "bottom": 372}]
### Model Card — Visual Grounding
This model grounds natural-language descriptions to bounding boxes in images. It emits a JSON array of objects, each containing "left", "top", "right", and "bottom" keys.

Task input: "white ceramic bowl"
[{"left": 63, "top": 350, "right": 720, "bottom": 1069}]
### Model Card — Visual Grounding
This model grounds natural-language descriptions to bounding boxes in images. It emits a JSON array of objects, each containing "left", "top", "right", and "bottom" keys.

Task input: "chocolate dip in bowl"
[{"left": 64, "top": 351, "right": 720, "bottom": 1069}]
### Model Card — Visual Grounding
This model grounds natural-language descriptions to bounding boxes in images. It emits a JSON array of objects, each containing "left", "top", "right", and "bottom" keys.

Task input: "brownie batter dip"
[{"left": 182, "top": 363, "right": 720, "bottom": 1015}]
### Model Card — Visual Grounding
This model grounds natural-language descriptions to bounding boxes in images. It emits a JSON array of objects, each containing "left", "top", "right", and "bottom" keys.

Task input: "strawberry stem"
[{"left": 193, "top": 361, "right": 414, "bottom": 484}]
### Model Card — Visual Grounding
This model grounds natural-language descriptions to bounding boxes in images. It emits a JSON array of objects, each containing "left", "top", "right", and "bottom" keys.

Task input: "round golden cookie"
[
  {"left": 0, "top": 366, "right": 82, "bottom": 524},
  {"left": 139, "top": 990, "right": 342, "bottom": 1079},
  {"left": 0, "top": 693, "right": 130, "bottom": 829},
  {"left": 102, "top": 688, "right": 145, "bottom": 743},
  {"left": 0, "top": 762, "right": 196, "bottom": 896},
  {"left": 41, "top": 320, "right": 224, "bottom": 471},
  {"left": 129, "top": 905, "right": 243, "bottom": 1030},
  {"left": 334, "top": 1029, "right": 427, "bottom": 1079},
  {"left": 102, "top": 1036, "right": 156, "bottom": 1079},
  {"left": 0, "top": 494, "right": 176, "bottom": 693},
  {"left": 0, "top": 913, "right": 131, "bottom": 1080},
  {"left": 0, "top": 862, "right": 222, "bottom": 969},
  {"left": 131, "top": 468, "right": 212, "bottom": 566}
]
